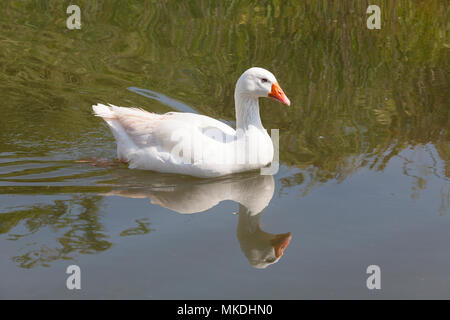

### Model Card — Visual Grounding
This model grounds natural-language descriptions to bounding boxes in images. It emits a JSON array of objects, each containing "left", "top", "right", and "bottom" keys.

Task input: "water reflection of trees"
[{"left": 1, "top": 196, "right": 113, "bottom": 268}]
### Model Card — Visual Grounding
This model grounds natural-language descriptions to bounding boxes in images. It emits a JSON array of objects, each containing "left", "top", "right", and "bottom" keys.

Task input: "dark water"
[{"left": 0, "top": 1, "right": 449, "bottom": 299}]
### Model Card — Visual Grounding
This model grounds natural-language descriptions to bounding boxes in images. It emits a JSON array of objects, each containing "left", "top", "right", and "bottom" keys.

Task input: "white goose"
[{"left": 92, "top": 67, "right": 290, "bottom": 178}]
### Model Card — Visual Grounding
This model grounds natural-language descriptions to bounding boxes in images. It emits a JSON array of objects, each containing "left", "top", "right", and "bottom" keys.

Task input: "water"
[{"left": 0, "top": 1, "right": 449, "bottom": 299}]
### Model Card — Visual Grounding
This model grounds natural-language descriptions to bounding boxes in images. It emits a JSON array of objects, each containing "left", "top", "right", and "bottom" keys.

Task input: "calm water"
[{"left": 0, "top": 1, "right": 449, "bottom": 299}]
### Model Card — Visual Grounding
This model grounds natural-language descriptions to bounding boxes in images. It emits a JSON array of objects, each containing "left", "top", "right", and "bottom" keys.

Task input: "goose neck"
[{"left": 234, "top": 93, "right": 263, "bottom": 131}]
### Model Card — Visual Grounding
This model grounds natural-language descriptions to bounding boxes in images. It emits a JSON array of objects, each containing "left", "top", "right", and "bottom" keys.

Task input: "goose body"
[{"left": 93, "top": 67, "right": 290, "bottom": 178}]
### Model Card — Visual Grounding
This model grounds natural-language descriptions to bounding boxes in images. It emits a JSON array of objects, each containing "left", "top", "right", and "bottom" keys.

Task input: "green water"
[{"left": 0, "top": 0, "right": 449, "bottom": 299}]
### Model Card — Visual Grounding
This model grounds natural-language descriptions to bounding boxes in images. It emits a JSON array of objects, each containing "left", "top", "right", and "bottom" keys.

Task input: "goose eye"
[{"left": 261, "top": 78, "right": 269, "bottom": 83}]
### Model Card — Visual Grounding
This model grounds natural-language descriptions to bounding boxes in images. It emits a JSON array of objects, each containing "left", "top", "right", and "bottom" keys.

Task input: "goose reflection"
[{"left": 104, "top": 170, "right": 291, "bottom": 268}]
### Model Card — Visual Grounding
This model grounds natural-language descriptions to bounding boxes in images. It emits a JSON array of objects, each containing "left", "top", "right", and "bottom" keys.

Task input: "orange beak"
[
  {"left": 270, "top": 232, "right": 292, "bottom": 258},
  {"left": 268, "top": 82, "right": 290, "bottom": 106}
]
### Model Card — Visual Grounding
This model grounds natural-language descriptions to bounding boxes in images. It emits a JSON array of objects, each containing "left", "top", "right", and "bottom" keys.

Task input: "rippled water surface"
[{"left": 0, "top": 1, "right": 449, "bottom": 299}]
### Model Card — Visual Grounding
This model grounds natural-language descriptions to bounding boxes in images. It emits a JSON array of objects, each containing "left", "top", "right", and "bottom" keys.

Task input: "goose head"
[{"left": 235, "top": 67, "right": 290, "bottom": 106}]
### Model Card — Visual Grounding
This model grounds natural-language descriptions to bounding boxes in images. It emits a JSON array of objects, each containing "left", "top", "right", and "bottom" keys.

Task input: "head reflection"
[{"left": 105, "top": 170, "right": 291, "bottom": 268}]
